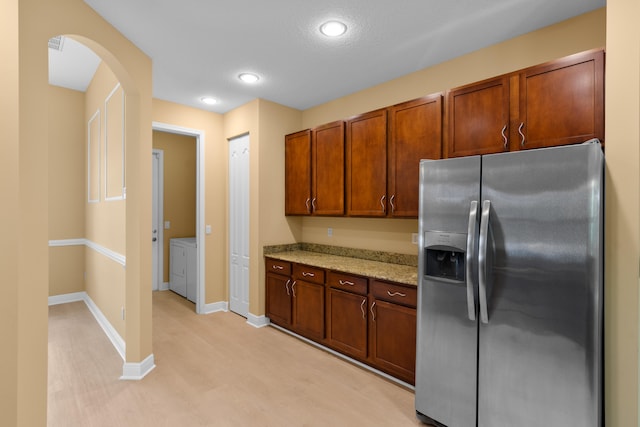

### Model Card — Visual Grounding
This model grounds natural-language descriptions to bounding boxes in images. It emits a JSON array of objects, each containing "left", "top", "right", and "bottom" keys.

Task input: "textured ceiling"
[{"left": 49, "top": 0, "right": 605, "bottom": 113}]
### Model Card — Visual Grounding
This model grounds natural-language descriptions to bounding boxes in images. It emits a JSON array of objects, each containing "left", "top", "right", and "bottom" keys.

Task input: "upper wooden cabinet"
[
  {"left": 446, "top": 48, "right": 604, "bottom": 157},
  {"left": 285, "top": 123, "right": 345, "bottom": 216},
  {"left": 388, "top": 95, "right": 443, "bottom": 217},
  {"left": 346, "top": 109, "right": 388, "bottom": 217},
  {"left": 516, "top": 49, "right": 604, "bottom": 150},
  {"left": 446, "top": 76, "right": 510, "bottom": 157},
  {"left": 312, "top": 121, "right": 345, "bottom": 215},
  {"left": 285, "top": 129, "right": 312, "bottom": 215}
]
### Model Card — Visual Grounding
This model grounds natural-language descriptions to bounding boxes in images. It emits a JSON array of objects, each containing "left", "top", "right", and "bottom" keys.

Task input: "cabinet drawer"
[
  {"left": 327, "top": 271, "right": 368, "bottom": 295},
  {"left": 292, "top": 263, "right": 325, "bottom": 284},
  {"left": 371, "top": 280, "right": 417, "bottom": 308},
  {"left": 265, "top": 258, "right": 292, "bottom": 276}
]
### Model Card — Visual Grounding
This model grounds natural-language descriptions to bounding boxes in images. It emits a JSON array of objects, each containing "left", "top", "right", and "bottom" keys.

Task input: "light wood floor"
[{"left": 48, "top": 291, "right": 424, "bottom": 426}]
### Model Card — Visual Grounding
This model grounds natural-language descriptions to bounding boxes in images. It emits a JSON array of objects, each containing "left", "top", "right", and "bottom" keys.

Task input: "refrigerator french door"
[{"left": 415, "top": 140, "right": 603, "bottom": 427}]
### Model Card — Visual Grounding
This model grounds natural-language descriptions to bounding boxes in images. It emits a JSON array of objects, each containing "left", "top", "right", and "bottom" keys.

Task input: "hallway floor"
[{"left": 48, "top": 291, "right": 422, "bottom": 426}]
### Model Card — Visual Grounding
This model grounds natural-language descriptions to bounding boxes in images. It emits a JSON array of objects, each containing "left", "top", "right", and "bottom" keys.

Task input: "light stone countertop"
[{"left": 265, "top": 250, "right": 418, "bottom": 287}]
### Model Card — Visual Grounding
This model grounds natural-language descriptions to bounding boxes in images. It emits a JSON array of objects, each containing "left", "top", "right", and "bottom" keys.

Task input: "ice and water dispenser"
[{"left": 423, "top": 231, "right": 467, "bottom": 282}]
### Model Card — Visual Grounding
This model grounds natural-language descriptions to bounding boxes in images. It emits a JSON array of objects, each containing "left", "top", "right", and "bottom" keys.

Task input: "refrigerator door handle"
[
  {"left": 465, "top": 200, "right": 478, "bottom": 321},
  {"left": 478, "top": 200, "right": 491, "bottom": 324}
]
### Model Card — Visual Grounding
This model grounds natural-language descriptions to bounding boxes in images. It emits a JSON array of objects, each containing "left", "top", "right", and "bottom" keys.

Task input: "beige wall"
[
  {"left": 48, "top": 85, "right": 86, "bottom": 296},
  {"left": 152, "top": 130, "right": 197, "bottom": 283},
  {"left": 1, "top": 0, "right": 153, "bottom": 423},
  {"left": 604, "top": 0, "right": 640, "bottom": 425},
  {"left": 152, "top": 99, "right": 226, "bottom": 303}
]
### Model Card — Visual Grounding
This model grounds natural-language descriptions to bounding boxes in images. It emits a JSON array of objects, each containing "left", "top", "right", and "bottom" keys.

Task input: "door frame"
[
  {"left": 152, "top": 148, "right": 165, "bottom": 291},
  {"left": 152, "top": 122, "right": 205, "bottom": 314}
]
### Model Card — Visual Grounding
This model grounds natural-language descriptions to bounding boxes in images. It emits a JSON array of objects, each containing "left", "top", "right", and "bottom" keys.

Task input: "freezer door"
[
  {"left": 416, "top": 156, "right": 480, "bottom": 427},
  {"left": 477, "top": 141, "right": 603, "bottom": 427}
]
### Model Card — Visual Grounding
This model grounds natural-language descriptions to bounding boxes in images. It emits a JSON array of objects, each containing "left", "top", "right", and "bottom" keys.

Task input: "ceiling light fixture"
[
  {"left": 200, "top": 96, "right": 218, "bottom": 105},
  {"left": 320, "top": 20, "right": 347, "bottom": 37},
  {"left": 238, "top": 73, "right": 260, "bottom": 83}
]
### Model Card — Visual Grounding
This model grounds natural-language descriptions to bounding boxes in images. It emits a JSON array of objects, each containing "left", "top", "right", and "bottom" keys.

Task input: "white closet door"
[{"left": 229, "top": 134, "right": 250, "bottom": 317}]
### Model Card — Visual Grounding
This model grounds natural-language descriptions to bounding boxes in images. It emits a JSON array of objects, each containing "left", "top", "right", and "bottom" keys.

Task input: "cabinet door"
[
  {"left": 285, "top": 129, "right": 312, "bottom": 215},
  {"left": 346, "top": 109, "right": 388, "bottom": 216},
  {"left": 292, "top": 279, "right": 325, "bottom": 342},
  {"left": 326, "top": 288, "right": 368, "bottom": 360},
  {"left": 369, "top": 299, "right": 417, "bottom": 385},
  {"left": 517, "top": 49, "right": 604, "bottom": 150},
  {"left": 266, "top": 273, "right": 292, "bottom": 327},
  {"left": 447, "top": 76, "right": 510, "bottom": 157},
  {"left": 312, "top": 121, "right": 345, "bottom": 215},
  {"left": 169, "top": 243, "right": 187, "bottom": 297},
  {"left": 388, "top": 95, "right": 443, "bottom": 217}
]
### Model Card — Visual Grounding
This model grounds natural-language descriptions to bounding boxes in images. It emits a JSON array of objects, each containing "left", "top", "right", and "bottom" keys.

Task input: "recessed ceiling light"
[
  {"left": 238, "top": 73, "right": 260, "bottom": 83},
  {"left": 200, "top": 96, "right": 217, "bottom": 105},
  {"left": 320, "top": 21, "right": 347, "bottom": 37}
]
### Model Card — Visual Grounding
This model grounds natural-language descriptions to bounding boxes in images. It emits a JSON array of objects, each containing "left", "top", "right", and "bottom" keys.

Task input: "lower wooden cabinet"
[{"left": 266, "top": 257, "right": 417, "bottom": 385}]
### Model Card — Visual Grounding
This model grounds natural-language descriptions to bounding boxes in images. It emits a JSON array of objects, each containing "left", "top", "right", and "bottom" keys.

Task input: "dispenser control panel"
[{"left": 424, "top": 231, "right": 467, "bottom": 282}]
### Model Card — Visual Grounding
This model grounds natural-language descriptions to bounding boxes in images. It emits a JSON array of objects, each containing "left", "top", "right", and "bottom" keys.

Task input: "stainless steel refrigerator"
[{"left": 415, "top": 140, "right": 604, "bottom": 427}]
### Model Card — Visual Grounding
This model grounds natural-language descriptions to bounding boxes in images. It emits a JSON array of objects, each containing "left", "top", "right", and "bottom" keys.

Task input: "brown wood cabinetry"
[
  {"left": 446, "top": 49, "right": 604, "bottom": 157},
  {"left": 388, "top": 95, "right": 443, "bottom": 217},
  {"left": 369, "top": 280, "right": 417, "bottom": 384},
  {"left": 517, "top": 49, "right": 604, "bottom": 150},
  {"left": 447, "top": 76, "right": 510, "bottom": 157},
  {"left": 312, "top": 121, "right": 345, "bottom": 215},
  {"left": 265, "top": 258, "right": 293, "bottom": 327},
  {"left": 326, "top": 272, "right": 369, "bottom": 360},
  {"left": 346, "top": 109, "right": 388, "bottom": 217},
  {"left": 284, "top": 130, "right": 312, "bottom": 215},
  {"left": 291, "top": 264, "right": 325, "bottom": 341}
]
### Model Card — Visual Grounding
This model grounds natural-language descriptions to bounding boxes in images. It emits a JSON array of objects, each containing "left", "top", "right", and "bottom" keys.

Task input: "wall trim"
[
  {"left": 160, "top": 282, "right": 170, "bottom": 291},
  {"left": 202, "top": 301, "right": 228, "bottom": 314},
  {"left": 104, "top": 82, "right": 126, "bottom": 201},
  {"left": 247, "top": 313, "right": 270, "bottom": 328},
  {"left": 48, "top": 291, "right": 126, "bottom": 360},
  {"left": 48, "top": 238, "right": 126, "bottom": 267},
  {"left": 120, "top": 354, "right": 156, "bottom": 381}
]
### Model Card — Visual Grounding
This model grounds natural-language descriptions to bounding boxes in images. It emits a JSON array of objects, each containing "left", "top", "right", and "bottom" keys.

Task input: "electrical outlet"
[
  {"left": 164, "top": 221, "right": 171, "bottom": 229},
  {"left": 327, "top": 227, "right": 333, "bottom": 237},
  {"left": 412, "top": 233, "right": 418, "bottom": 244}
]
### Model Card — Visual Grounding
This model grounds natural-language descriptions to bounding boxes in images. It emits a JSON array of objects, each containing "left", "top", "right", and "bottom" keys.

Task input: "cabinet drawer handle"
[
  {"left": 272, "top": 265, "right": 284, "bottom": 270},
  {"left": 360, "top": 298, "right": 367, "bottom": 319},
  {"left": 285, "top": 279, "right": 291, "bottom": 296},
  {"left": 305, "top": 198, "right": 311, "bottom": 213},
  {"left": 380, "top": 195, "right": 386, "bottom": 213},
  {"left": 501, "top": 125, "right": 508, "bottom": 149},
  {"left": 291, "top": 281, "right": 297, "bottom": 297},
  {"left": 518, "top": 122, "right": 525, "bottom": 147},
  {"left": 370, "top": 301, "right": 376, "bottom": 321},
  {"left": 311, "top": 198, "right": 317, "bottom": 212},
  {"left": 387, "top": 291, "right": 406, "bottom": 298},
  {"left": 389, "top": 195, "right": 396, "bottom": 214},
  {"left": 339, "top": 279, "right": 355, "bottom": 286},
  {"left": 302, "top": 272, "right": 315, "bottom": 277}
]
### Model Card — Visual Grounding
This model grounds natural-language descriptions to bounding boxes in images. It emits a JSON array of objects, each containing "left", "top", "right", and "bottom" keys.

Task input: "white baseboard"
[
  {"left": 159, "top": 282, "right": 170, "bottom": 291},
  {"left": 247, "top": 313, "right": 270, "bottom": 328},
  {"left": 82, "top": 294, "right": 126, "bottom": 361},
  {"left": 202, "top": 301, "right": 228, "bottom": 314},
  {"left": 48, "top": 292, "right": 86, "bottom": 305},
  {"left": 120, "top": 354, "right": 156, "bottom": 380}
]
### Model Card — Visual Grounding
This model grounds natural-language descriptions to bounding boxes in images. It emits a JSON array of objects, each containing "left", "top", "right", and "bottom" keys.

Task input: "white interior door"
[
  {"left": 152, "top": 150, "right": 164, "bottom": 292},
  {"left": 229, "top": 134, "right": 250, "bottom": 317}
]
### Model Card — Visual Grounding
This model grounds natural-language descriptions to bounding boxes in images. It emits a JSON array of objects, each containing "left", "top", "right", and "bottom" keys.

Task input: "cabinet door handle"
[
  {"left": 518, "top": 122, "right": 525, "bottom": 147},
  {"left": 501, "top": 125, "right": 508, "bottom": 149},
  {"left": 291, "top": 280, "right": 297, "bottom": 298},
  {"left": 370, "top": 301, "right": 377, "bottom": 321},
  {"left": 311, "top": 198, "right": 317, "bottom": 212},
  {"left": 272, "top": 265, "right": 284, "bottom": 270},
  {"left": 305, "top": 198, "right": 311, "bottom": 213},
  {"left": 285, "top": 279, "right": 291, "bottom": 296},
  {"left": 389, "top": 195, "right": 396, "bottom": 214},
  {"left": 302, "top": 272, "right": 315, "bottom": 277},
  {"left": 380, "top": 195, "right": 386, "bottom": 213},
  {"left": 339, "top": 279, "right": 355, "bottom": 286},
  {"left": 360, "top": 298, "right": 367, "bottom": 319},
  {"left": 387, "top": 290, "right": 406, "bottom": 298}
]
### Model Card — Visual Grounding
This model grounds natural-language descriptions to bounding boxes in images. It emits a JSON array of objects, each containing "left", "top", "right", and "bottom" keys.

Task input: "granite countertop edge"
[{"left": 264, "top": 243, "right": 418, "bottom": 287}]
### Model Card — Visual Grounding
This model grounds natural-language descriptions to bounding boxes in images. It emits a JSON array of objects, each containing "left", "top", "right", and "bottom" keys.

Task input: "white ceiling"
[{"left": 48, "top": 0, "right": 605, "bottom": 114}]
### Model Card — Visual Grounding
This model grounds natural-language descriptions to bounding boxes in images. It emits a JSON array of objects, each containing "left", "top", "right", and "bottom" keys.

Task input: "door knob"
[{"left": 152, "top": 237, "right": 157, "bottom": 242}]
